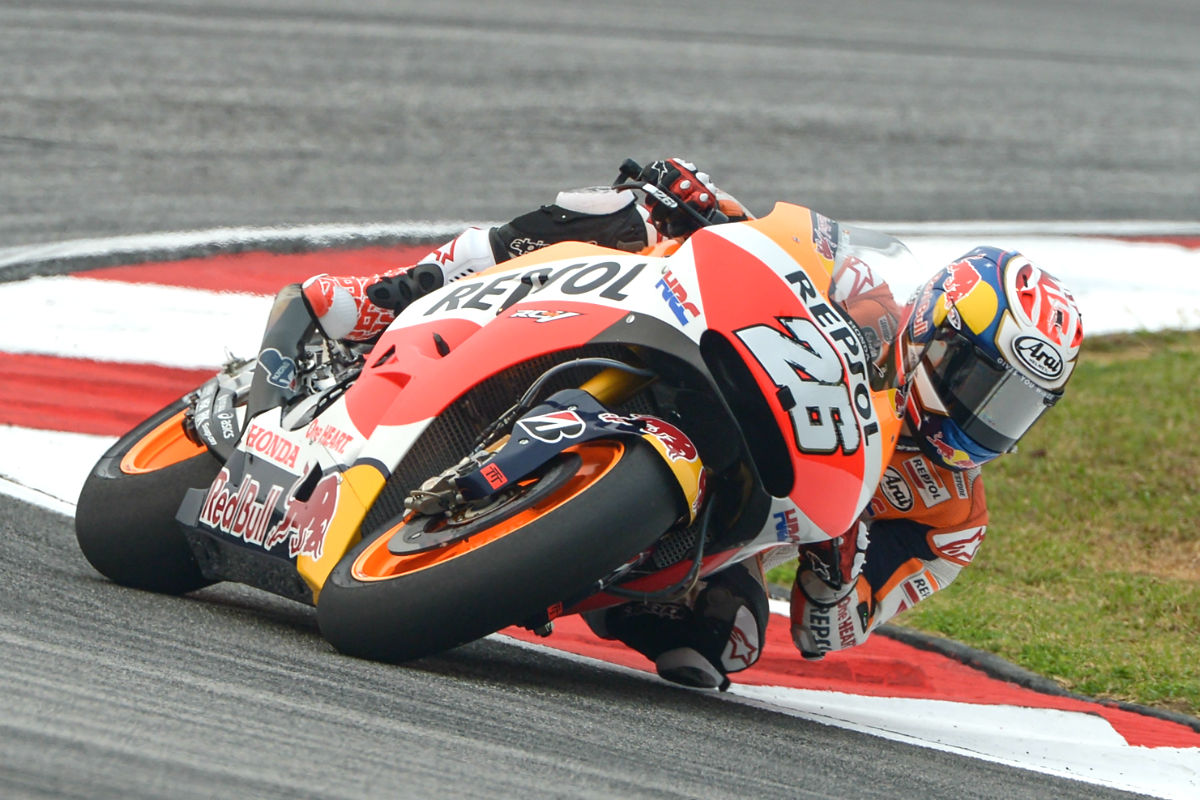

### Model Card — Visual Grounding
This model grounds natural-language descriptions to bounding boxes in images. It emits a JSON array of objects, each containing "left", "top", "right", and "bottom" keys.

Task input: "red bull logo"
[
  {"left": 199, "top": 467, "right": 340, "bottom": 559},
  {"left": 276, "top": 472, "right": 340, "bottom": 559},
  {"left": 927, "top": 432, "right": 979, "bottom": 470},
  {"left": 810, "top": 212, "right": 837, "bottom": 261},
  {"left": 637, "top": 416, "right": 698, "bottom": 462},
  {"left": 942, "top": 257, "right": 983, "bottom": 305},
  {"left": 934, "top": 253, "right": 1004, "bottom": 336}
]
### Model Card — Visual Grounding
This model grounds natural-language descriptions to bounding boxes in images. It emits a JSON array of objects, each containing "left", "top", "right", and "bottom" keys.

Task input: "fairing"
[{"left": 178, "top": 204, "right": 920, "bottom": 600}]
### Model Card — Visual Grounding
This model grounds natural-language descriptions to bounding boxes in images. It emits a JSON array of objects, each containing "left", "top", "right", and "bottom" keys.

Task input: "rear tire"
[
  {"left": 75, "top": 399, "right": 221, "bottom": 594},
  {"left": 317, "top": 439, "right": 683, "bottom": 663}
]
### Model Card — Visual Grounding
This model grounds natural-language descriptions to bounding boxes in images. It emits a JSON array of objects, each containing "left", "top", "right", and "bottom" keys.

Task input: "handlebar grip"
[{"left": 615, "top": 158, "right": 643, "bottom": 185}]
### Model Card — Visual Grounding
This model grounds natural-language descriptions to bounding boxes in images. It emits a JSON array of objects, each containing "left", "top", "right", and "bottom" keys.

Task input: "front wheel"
[
  {"left": 317, "top": 439, "right": 684, "bottom": 663},
  {"left": 75, "top": 398, "right": 221, "bottom": 594}
]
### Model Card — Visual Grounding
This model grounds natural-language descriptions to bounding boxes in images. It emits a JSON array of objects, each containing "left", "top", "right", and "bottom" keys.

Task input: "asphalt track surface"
[{"left": 1, "top": 2, "right": 1196, "bottom": 798}]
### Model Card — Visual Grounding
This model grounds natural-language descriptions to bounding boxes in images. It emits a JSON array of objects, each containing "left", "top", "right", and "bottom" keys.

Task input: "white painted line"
[
  {"left": 499, "top": 633, "right": 1200, "bottom": 800},
  {"left": 0, "top": 276, "right": 271, "bottom": 368},
  {"left": 0, "top": 221, "right": 481, "bottom": 271},
  {"left": 858, "top": 220, "right": 1200, "bottom": 237},
  {"left": 0, "top": 474, "right": 78, "bottom": 518},
  {"left": 0, "top": 426, "right": 113, "bottom": 513}
]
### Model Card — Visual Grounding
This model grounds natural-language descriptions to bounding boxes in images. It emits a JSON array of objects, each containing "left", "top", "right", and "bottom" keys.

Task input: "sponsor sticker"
[
  {"left": 902, "top": 573, "right": 934, "bottom": 606},
  {"left": 902, "top": 456, "right": 950, "bottom": 506},
  {"left": 275, "top": 472, "right": 340, "bottom": 559},
  {"left": 423, "top": 259, "right": 646, "bottom": 316},
  {"left": 517, "top": 409, "right": 587, "bottom": 443},
  {"left": 198, "top": 467, "right": 283, "bottom": 548},
  {"left": 509, "top": 309, "right": 581, "bottom": 323},
  {"left": 198, "top": 467, "right": 341, "bottom": 559},
  {"left": 244, "top": 424, "right": 301, "bottom": 469},
  {"left": 481, "top": 463, "right": 507, "bottom": 489},
  {"left": 1013, "top": 335, "right": 1064, "bottom": 381},
  {"left": 810, "top": 211, "right": 838, "bottom": 262},
  {"left": 257, "top": 348, "right": 297, "bottom": 390},
  {"left": 879, "top": 466, "right": 914, "bottom": 512},
  {"left": 656, "top": 269, "right": 700, "bottom": 325},
  {"left": 926, "top": 431, "right": 980, "bottom": 470},
  {"left": 951, "top": 470, "right": 970, "bottom": 499},
  {"left": 635, "top": 416, "right": 698, "bottom": 462},
  {"left": 304, "top": 419, "right": 354, "bottom": 455},
  {"left": 930, "top": 527, "right": 986, "bottom": 566},
  {"left": 773, "top": 508, "right": 801, "bottom": 542}
]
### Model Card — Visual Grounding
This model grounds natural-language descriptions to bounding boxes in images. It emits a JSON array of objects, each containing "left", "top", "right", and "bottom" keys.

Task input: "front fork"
[{"left": 579, "top": 365, "right": 654, "bottom": 407}]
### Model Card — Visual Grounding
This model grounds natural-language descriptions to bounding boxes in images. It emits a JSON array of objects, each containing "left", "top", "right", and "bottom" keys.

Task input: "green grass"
[{"left": 769, "top": 329, "right": 1200, "bottom": 715}]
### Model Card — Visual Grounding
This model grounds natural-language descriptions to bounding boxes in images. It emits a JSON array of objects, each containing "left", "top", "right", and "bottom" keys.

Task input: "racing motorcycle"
[{"left": 75, "top": 165, "right": 919, "bottom": 664}]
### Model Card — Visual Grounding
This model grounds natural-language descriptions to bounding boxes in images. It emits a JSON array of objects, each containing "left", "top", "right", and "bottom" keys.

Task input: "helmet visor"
[{"left": 923, "top": 328, "right": 1061, "bottom": 453}]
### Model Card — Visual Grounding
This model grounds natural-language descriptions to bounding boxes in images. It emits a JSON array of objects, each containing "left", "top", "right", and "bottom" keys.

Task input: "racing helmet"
[{"left": 900, "top": 246, "right": 1083, "bottom": 470}]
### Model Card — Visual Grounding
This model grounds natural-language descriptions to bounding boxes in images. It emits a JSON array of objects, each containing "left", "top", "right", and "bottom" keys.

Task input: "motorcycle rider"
[{"left": 297, "top": 158, "right": 1084, "bottom": 690}]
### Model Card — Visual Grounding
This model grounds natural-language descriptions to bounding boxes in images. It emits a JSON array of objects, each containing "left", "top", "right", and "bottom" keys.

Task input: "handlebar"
[{"left": 612, "top": 158, "right": 727, "bottom": 232}]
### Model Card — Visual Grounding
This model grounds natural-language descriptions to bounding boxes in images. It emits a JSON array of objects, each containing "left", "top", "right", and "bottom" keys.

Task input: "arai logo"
[
  {"left": 880, "top": 467, "right": 914, "bottom": 512},
  {"left": 1013, "top": 335, "right": 1063, "bottom": 380}
]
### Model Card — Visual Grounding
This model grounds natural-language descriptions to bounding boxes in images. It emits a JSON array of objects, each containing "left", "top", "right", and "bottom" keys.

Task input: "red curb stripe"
[
  {"left": 1122, "top": 236, "right": 1200, "bottom": 249},
  {"left": 72, "top": 245, "right": 434, "bottom": 295},
  {"left": 0, "top": 353, "right": 213, "bottom": 436},
  {"left": 503, "top": 615, "right": 1200, "bottom": 749}
]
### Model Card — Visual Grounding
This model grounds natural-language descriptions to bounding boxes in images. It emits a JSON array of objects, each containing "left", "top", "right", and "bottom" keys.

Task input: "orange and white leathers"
[{"left": 788, "top": 448, "right": 988, "bottom": 659}]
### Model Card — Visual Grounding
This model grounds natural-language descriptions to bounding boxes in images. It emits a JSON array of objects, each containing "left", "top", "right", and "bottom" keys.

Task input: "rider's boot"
[{"left": 585, "top": 561, "right": 770, "bottom": 691}]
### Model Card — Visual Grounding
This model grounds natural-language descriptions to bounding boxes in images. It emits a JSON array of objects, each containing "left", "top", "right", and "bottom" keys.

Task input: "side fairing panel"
[
  {"left": 347, "top": 244, "right": 702, "bottom": 433},
  {"left": 688, "top": 204, "right": 899, "bottom": 538}
]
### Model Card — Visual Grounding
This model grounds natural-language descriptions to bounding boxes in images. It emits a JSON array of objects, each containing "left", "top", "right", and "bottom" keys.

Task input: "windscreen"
[{"left": 826, "top": 224, "right": 927, "bottom": 391}]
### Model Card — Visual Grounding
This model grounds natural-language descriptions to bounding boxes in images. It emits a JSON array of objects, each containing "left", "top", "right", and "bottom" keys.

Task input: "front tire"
[
  {"left": 317, "top": 439, "right": 684, "bottom": 663},
  {"left": 75, "top": 398, "right": 221, "bottom": 594}
]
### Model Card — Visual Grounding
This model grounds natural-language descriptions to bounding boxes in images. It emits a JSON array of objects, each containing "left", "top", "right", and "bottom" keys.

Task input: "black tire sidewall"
[
  {"left": 317, "top": 440, "right": 683, "bottom": 663},
  {"left": 75, "top": 399, "right": 222, "bottom": 594}
]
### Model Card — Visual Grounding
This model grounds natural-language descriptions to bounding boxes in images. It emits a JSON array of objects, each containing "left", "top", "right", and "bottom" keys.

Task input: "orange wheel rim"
[
  {"left": 120, "top": 409, "right": 208, "bottom": 474},
  {"left": 351, "top": 441, "right": 625, "bottom": 581}
]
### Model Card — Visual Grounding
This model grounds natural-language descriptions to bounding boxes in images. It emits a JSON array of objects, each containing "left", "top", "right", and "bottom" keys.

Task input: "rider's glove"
[
  {"left": 789, "top": 521, "right": 873, "bottom": 660},
  {"left": 638, "top": 158, "right": 722, "bottom": 238}
]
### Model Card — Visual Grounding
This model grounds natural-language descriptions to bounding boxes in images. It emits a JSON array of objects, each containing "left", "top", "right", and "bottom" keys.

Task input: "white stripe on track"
[
  {"left": 1, "top": 276, "right": 270, "bottom": 368},
  {"left": 0, "top": 221, "right": 479, "bottom": 272},
  {"left": 500, "top": 628, "right": 1200, "bottom": 800},
  {"left": 3, "top": 218, "right": 1199, "bottom": 272},
  {"left": 900, "top": 235, "right": 1200, "bottom": 334},
  {"left": 3, "top": 230, "right": 1199, "bottom": 374},
  {"left": 0, "top": 426, "right": 112, "bottom": 514}
]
